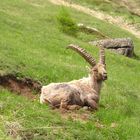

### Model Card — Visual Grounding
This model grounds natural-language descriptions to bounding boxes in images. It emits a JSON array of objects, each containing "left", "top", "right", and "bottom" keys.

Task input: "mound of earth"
[{"left": 0, "top": 74, "right": 42, "bottom": 99}]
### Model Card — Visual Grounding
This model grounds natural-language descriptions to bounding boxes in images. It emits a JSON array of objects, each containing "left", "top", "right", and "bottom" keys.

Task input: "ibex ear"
[{"left": 86, "top": 66, "right": 91, "bottom": 72}]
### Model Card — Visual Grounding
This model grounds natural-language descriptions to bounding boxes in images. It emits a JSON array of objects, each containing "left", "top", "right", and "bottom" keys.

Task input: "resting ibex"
[{"left": 40, "top": 44, "right": 107, "bottom": 110}]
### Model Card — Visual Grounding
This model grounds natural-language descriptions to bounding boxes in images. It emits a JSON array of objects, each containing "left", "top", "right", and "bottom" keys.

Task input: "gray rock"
[
  {"left": 89, "top": 38, "right": 134, "bottom": 57},
  {"left": 77, "top": 23, "right": 109, "bottom": 38}
]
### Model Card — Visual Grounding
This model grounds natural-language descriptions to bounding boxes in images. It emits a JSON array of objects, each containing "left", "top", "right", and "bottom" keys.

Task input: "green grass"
[{"left": 0, "top": 0, "right": 140, "bottom": 139}]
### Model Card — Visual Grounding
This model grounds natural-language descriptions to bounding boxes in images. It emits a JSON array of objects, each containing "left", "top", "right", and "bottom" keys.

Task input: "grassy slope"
[
  {"left": 70, "top": 0, "right": 140, "bottom": 30},
  {"left": 0, "top": 0, "right": 140, "bottom": 139}
]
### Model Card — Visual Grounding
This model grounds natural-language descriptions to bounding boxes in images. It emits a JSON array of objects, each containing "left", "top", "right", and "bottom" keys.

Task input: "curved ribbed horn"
[
  {"left": 67, "top": 44, "right": 96, "bottom": 66},
  {"left": 99, "top": 45, "right": 105, "bottom": 64}
]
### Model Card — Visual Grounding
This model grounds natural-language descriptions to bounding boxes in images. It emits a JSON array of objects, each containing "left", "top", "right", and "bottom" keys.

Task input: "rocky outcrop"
[{"left": 89, "top": 38, "right": 134, "bottom": 57}]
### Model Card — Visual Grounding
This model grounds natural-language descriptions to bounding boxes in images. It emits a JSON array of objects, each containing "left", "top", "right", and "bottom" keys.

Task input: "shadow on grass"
[{"left": 132, "top": 53, "right": 140, "bottom": 61}]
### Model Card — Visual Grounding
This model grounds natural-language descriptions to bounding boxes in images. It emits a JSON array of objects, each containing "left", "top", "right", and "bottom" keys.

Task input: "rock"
[
  {"left": 110, "top": 122, "right": 118, "bottom": 128},
  {"left": 82, "top": 106, "right": 89, "bottom": 110},
  {"left": 77, "top": 23, "right": 109, "bottom": 38},
  {"left": 89, "top": 38, "right": 134, "bottom": 57}
]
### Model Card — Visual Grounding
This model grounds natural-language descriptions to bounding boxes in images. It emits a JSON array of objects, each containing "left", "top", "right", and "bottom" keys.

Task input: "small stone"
[
  {"left": 82, "top": 106, "right": 89, "bottom": 110},
  {"left": 110, "top": 122, "right": 118, "bottom": 128}
]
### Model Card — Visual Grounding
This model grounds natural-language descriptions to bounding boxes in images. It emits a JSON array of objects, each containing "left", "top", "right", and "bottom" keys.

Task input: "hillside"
[
  {"left": 0, "top": 0, "right": 140, "bottom": 139},
  {"left": 68, "top": 0, "right": 140, "bottom": 38}
]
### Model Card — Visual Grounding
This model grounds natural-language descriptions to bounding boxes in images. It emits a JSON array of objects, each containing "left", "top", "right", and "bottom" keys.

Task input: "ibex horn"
[
  {"left": 99, "top": 45, "right": 105, "bottom": 64},
  {"left": 67, "top": 44, "right": 96, "bottom": 66}
]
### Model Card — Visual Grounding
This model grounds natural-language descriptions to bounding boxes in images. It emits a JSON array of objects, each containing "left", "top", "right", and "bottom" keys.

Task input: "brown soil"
[
  {"left": 55, "top": 108, "right": 91, "bottom": 122},
  {"left": 0, "top": 74, "right": 42, "bottom": 100}
]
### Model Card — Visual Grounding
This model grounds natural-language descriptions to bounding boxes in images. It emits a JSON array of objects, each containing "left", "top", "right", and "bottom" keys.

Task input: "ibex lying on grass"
[{"left": 40, "top": 44, "right": 107, "bottom": 110}]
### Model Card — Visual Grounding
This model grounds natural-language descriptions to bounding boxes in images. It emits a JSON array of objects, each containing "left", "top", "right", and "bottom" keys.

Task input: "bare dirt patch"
[
  {"left": 113, "top": 0, "right": 140, "bottom": 17},
  {"left": 55, "top": 109, "right": 92, "bottom": 122},
  {"left": 0, "top": 74, "right": 42, "bottom": 100}
]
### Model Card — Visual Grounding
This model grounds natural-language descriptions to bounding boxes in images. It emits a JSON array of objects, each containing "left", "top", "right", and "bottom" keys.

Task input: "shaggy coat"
[{"left": 40, "top": 44, "right": 107, "bottom": 110}]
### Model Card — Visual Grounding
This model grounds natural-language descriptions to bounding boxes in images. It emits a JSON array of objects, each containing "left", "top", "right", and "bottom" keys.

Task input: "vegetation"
[
  {"left": 57, "top": 8, "right": 79, "bottom": 37},
  {"left": 0, "top": 0, "right": 140, "bottom": 139}
]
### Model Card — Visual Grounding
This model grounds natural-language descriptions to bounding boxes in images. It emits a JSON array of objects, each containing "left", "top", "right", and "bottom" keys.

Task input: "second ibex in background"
[{"left": 40, "top": 44, "right": 107, "bottom": 110}]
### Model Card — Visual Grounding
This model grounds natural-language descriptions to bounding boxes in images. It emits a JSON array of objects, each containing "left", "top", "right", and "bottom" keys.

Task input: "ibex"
[{"left": 40, "top": 44, "right": 107, "bottom": 110}]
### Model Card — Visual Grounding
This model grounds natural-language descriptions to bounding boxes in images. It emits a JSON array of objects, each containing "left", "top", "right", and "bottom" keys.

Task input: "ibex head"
[{"left": 67, "top": 44, "right": 107, "bottom": 81}]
